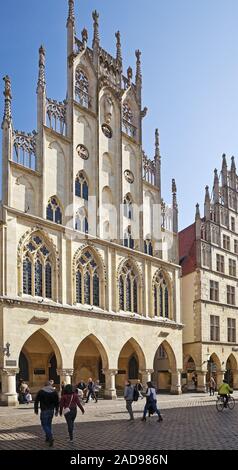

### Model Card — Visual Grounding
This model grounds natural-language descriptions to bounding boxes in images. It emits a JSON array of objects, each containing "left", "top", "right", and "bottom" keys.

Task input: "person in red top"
[{"left": 59, "top": 384, "right": 85, "bottom": 442}]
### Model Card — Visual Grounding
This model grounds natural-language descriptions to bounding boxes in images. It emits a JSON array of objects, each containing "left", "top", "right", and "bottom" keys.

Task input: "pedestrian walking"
[
  {"left": 209, "top": 376, "right": 216, "bottom": 396},
  {"left": 34, "top": 381, "right": 59, "bottom": 447},
  {"left": 86, "top": 378, "right": 96, "bottom": 403},
  {"left": 141, "top": 381, "right": 163, "bottom": 422},
  {"left": 135, "top": 379, "right": 144, "bottom": 399},
  {"left": 94, "top": 380, "right": 101, "bottom": 402},
  {"left": 59, "top": 384, "right": 85, "bottom": 442},
  {"left": 124, "top": 380, "right": 134, "bottom": 420}
]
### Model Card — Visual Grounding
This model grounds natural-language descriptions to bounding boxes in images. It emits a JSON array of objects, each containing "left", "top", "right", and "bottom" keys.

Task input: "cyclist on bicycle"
[{"left": 218, "top": 379, "right": 233, "bottom": 407}]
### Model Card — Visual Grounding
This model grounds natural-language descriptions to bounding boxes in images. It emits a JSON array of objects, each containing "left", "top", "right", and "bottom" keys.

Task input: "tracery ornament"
[
  {"left": 118, "top": 260, "right": 139, "bottom": 313},
  {"left": 101, "top": 123, "right": 113, "bottom": 138},
  {"left": 74, "top": 249, "right": 102, "bottom": 307},
  {"left": 46, "top": 99, "right": 66, "bottom": 135},
  {"left": 21, "top": 234, "right": 54, "bottom": 299},
  {"left": 76, "top": 144, "right": 89, "bottom": 160},
  {"left": 13, "top": 130, "right": 37, "bottom": 170},
  {"left": 46, "top": 196, "right": 62, "bottom": 224},
  {"left": 75, "top": 68, "right": 90, "bottom": 108},
  {"left": 153, "top": 270, "right": 171, "bottom": 319},
  {"left": 124, "top": 169, "right": 134, "bottom": 184}
]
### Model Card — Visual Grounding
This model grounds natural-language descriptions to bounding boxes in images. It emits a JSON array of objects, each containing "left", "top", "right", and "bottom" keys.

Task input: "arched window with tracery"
[
  {"left": 124, "top": 226, "right": 134, "bottom": 249},
  {"left": 75, "top": 68, "right": 90, "bottom": 108},
  {"left": 122, "top": 103, "right": 136, "bottom": 138},
  {"left": 153, "top": 271, "right": 170, "bottom": 319},
  {"left": 144, "top": 238, "right": 153, "bottom": 256},
  {"left": 124, "top": 194, "right": 133, "bottom": 219},
  {"left": 118, "top": 261, "right": 139, "bottom": 313},
  {"left": 75, "top": 208, "right": 88, "bottom": 233},
  {"left": 75, "top": 172, "right": 88, "bottom": 200},
  {"left": 46, "top": 196, "right": 62, "bottom": 224},
  {"left": 22, "top": 234, "right": 54, "bottom": 299},
  {"left": 75, "top": 250, "right": 101, "bottom": 307}
]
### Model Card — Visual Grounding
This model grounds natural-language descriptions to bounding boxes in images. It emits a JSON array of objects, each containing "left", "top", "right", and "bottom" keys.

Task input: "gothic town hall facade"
[{"left": 0, "top": 1, "right": 182, "bottom": 405}]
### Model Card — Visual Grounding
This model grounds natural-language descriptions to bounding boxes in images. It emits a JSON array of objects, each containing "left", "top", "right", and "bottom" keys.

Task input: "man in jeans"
[
  {"left": 124, "top": 380, "right": 134, "bottom": 420},
  {"left": 34, "top": 381, "right": 59, "bottom": 446}
]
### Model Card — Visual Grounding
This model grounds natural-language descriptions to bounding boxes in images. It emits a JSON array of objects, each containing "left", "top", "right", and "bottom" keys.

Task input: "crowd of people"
[{"left": 16, "top": 374, "right": 233, "bottom": 447}]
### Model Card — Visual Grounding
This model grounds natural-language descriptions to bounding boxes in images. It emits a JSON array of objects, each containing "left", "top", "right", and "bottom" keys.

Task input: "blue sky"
[{"left": 1, "top": 0, "right": 238, "bottom": 229}]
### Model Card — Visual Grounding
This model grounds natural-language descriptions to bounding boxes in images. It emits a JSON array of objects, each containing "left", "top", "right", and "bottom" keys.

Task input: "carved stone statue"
[{"left": 104, "top": 94, "right": 113, "bottom": 124}]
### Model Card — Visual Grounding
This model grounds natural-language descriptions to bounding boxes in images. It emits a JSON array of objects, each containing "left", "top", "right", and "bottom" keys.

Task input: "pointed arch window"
[
  {"left": 124, "top": 194, "right": 133, "bottom": 219},
  {"left": 75, "top": 250, "right": 100, "bottom": 307},
  {"left": 144, "top": 238, "right": 153, "bottom": 256},
  {"left": 22, "top": 234, "right": 54, "bottom": 299},
  {"left": 153, "top": 271, "right": 170, "bottom": 319},
  {"left": 118, "top": 261, "right": 139, "bottom": 313},
  {"left": 75, "top": 68, "right": 90, "bottom": 108},
  {"left": 124, "top": 226, "right": 134, "bottom": 249},
  {"left": 75, "top": 172, "right": 88, "bottom": 201},
  {"left": 46, "top": 196, "right": 62, "bottom": 224},
  {"left": 75, "top": 208, "right": 88, "bottom": 233}
]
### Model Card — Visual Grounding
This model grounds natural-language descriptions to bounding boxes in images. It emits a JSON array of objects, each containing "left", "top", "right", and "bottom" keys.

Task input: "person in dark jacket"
[
  {"left": 60, "top": 384, "right": 85, "bottom": 442},
  {"left": 124, "top": 380, "right": 134, "bottom": 420},
  {"left": 34, "top": 381, "right": 59, "bottom": 447}
]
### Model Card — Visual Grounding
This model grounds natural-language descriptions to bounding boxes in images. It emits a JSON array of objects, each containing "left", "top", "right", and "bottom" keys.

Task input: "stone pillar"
[
  {"left": 139, "top": 369, "right": 154, "bottom": 388},
  {"left": 196, "top": 371, "right": 207, "bottom": 392},
  {"left": 216, "top": 370, "right": 225, "bottom": 388},
  {"left": 170, "top": 370, "right": 182, "bottom": 394},
  {"left": 0, "top": 368, "right": 19, "bottom": 406},
  {"left": 103, "top": 369, "right": 118, "bottom": 399},
  {"left": 57, "top": 369, "right": 74, "bottom": 386},
  {"left": 232, "top": 370, "right": 238, "bottom": 390}
]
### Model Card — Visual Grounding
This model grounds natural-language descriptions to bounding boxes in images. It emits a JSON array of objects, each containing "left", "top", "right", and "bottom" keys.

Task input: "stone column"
[
  {"left": 196, "top": 371, "right": 207, "bottom": 392},
  {"left": 216, "top": 370, "right": 225, "bottom": 388},
  {"left": 103, "top": 369, "right": 118, "bottom": 399},
  {"left": 57, "top": 369, "right": 74, "bottom": 386},
  {"left": 232, "top": 370, "right": 238, "bottom": 390},
  {"left": 170, "top": 370, "right": 182, "bottom": 394},
  {"left": 139, "top": 369, "right": 154, "bottom": 388},
  {"left": 0, "top": 368, "right": 19, "bottom": 406}
]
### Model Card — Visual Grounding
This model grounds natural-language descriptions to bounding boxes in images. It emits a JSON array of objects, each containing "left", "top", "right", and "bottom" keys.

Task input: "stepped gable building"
[
  {"left": 0, "top": 0, "right": 182, "bottom": 405},
  {"left": 179, "top": 155, "right": 238, "bottom": 392}
]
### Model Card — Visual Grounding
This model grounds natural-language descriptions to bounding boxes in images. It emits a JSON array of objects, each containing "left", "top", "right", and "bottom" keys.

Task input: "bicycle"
[{"left": 216, "top": 394, "right": 235, "bottom": 412}]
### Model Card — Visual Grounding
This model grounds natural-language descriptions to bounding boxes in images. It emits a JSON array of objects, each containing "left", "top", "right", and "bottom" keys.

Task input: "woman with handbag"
[{"left": 59, "top": 384, "right": 85, "bottom": 442}]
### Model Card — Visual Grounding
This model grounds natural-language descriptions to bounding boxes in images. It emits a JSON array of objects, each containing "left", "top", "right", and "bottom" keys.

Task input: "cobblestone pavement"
[{"left": 0, "top": 392, "right": 238, "bottom": 450}]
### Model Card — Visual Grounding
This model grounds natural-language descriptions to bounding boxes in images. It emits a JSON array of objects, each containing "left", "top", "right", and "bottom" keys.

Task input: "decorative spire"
[
  {"left": 135, "top": 49, "right": 142, "bottom": 82},
  {"left": 221, "top": 153, "right": 228, "bottom": 187},
  {"left": 155, "top": 128, "right": 160, "bottom": 159},
  {"left": 37, "top": 45, "right": 46, "bottom": 92},
  {"left": 231, "top": 155, "right": 236, "bottom": 172},
  {"left": 67, "top": 0, "right": 75, "bottom": 27},
  {"left": 115, "top": 31, "right": 122, "bottom": 65},
  {"left": 205, "top": 185, "right": 210, "bottom": 202},
  {"left": 213, "top": 169, "right": 219, "bottom": 203},
  {"left": 127, "top": 66, "right": 133, "bottom": 85},
  {"left": 81, "top": 28, "right": 88, "bottom": 48},
  {"left": 92, "top": 10, "right": 100, "bottom": 48},
  {"left": 2, "top": 75, "right": 12, "bottom": 128},
  {"left": 195, "top": 203, "right": 200, "bottom": 220},
  {"left": 172, "top": 178, "right": 178, "bottom": 232}
]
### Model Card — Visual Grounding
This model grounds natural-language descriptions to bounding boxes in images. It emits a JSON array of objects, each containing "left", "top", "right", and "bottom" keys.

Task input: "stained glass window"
[
  {"left": 93, "top": 273, "right": 99, "bottom": 306},
  {"left": 23, "top": 257, "right": 32, "bottom": 295},
  {"left": 75, "top": 251, "right": 100, "bottom": 307},
  {"left": 75, "top": 172, "right": 88, "bottom": 200},
  {"left": 46, "top": 196, "right": 62, "bottom": 224},
  {"left": 84, "top": 271, "right": 91, "bottom": 304},
  {"left": 133, "top": 279, "right": 138, "bottom": 313},
  {"left": 76, "top": 270, "right": 82, "bottom": 303},
  {"left": 119, "top": 262, "right": 138, "bottom": 313},
  {"left": 22, "top": 234, "right": 53, "bottom": 300},
  {"left": 153, "top": 271, "right": 170, "bottom": 319},
  {"left": 35, "top": 259, "right": 42, "bottom": 296},
  {"left": 119, "top": 275, "right": 124, "bottom": 310},
  {"left": 45, "top": 262, "right": 52, "bottom": 299}
]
